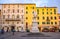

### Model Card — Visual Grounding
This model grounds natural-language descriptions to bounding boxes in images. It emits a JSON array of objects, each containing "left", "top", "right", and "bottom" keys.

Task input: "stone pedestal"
[{"left": 31, "top": 22, "right": 39, "bottom": 33}]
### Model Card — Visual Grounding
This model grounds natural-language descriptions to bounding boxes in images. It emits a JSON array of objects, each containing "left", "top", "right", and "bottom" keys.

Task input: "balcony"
[{"left": 5, "top": 18, "right": 21, "bottom": 21}]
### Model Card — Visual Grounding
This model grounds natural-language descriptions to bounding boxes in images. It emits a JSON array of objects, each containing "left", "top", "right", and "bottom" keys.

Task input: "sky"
[{"left": 0, "top": 0, "right": 60, "bottom": 13}]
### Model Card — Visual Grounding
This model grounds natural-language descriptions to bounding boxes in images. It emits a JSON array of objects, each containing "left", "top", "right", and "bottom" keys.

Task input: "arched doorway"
[
  {"left": 17, "top": 26, "right": 23, "bottom": 32},
  {"left": 11, "top": 26, "right": 15, "bottom": 32},
  {"left": 3, "top": 26, "right": 9, "bottom": 32}
]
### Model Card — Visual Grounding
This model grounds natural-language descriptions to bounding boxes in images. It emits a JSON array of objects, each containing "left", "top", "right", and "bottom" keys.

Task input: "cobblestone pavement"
[{"left": 0, "top": 32, "right": 60, "bottom": 39}]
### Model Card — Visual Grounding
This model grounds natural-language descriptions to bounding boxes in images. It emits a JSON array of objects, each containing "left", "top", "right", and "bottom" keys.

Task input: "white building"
[{"left": 0, "top": 4, "right": 25, "bottom": 32}]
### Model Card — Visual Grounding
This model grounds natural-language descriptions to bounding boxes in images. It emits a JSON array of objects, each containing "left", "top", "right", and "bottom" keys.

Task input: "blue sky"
[{"left": 0, "top": 0, "right": 60, "bottom": 13}]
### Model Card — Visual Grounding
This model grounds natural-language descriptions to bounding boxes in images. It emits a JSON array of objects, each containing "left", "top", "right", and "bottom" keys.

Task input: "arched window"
[
  {"left": 17, "top": 15, "right": 19, "bottom": 18},
  {"left": 12, "top": 15, "right": 15, "bottom": 19}
]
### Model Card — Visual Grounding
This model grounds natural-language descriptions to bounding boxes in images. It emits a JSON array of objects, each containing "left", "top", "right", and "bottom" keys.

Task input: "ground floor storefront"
[
  {"left": 1, "top": 24, "right": 25, "bottom": 32},
  {"left": 38, "top": 25, "right": 59, "bottom": 32},
  {"left": 0, "top": 24, "right": 60, "bottom": 32}
]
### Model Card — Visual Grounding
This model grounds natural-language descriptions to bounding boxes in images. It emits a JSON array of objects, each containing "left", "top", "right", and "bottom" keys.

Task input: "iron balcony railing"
[{"left": 5, "top": 18, "right": 21, "bottom": 21}]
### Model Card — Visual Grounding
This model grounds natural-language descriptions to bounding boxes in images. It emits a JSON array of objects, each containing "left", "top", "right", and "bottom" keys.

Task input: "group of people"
[{"left": 0, "top": 27, "right": 15, "bottom": 35}]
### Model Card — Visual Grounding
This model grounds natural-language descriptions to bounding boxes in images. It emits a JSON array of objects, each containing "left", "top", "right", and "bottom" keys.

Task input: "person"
[
  {"left": 17, "top": 27, "right": 19, "bottom": 32},
  {"left": 1, "top": 28, "right": 4, "bottom": 34},
  {"left": 59, "top": 29, "right": 60, "bottom": 32},
  {"left": 11, "top": 28, "right": 15, "bottom": 35},
  {"left": 6, "top": 27, "right": 9, "bottom": 32}
]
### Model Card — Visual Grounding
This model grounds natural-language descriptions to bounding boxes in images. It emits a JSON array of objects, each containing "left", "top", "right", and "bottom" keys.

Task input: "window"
[
  {"left": 42, "top": 9, "right": 44, "bottom": 11},
  {"left": 22, "top": 10, "right": 23, "bottom": 13},
  {"left": 3, "top": 22, "right": 5, "bottom": 24},
  {"left": 17, "top": 15, "right": 19, "bottom": 18},
  {"left": 4, "top": 10, "right": 5, "bottom": 13},
  {"left": 8, "top": 5, "right": 10, "bottom": 8},
  {"left": 47, "top": 9, "right": 48, "bottom": 11},
  {"left": 50, "top": 12, "right": 52, "bottom": 14},
  {"left": 26, "top": 11, "right": 28, "bottom": 14},
  {"left": 12, "top": 15, "right": 15, "bottom": 18},
  {"left": 13, "top": 9, "right": 14, "bottom": 13},
  {"left": 37, "top": 9, "right": 39, "bottom": 14},
  {"left": 43, "top": 16, "right": 45, "bottom": 20},
  {"left": 12, "top": 22, "right": 14, "bottom": 24},
  {"left": 13, "top": 5, "right": 14, "bottom": 8},
  {"left": 54, "top": 9, "right": 56, "bottom": 14},
  {"left": 4, "top": 5, "right": 6, "bottom": 8},
  {"left": 32, "top": 7, "right": 34, "bottom": 9},
  {"left": 42, "top": 22, "right": 45, "bottom": 24},
  {"left": 3, "top": 15, "right": 5, "bottom": 19},
  {"left": 21, "top": 22, "right": 23, "bottom": 24},
  {"left": 37, "top": 16, "right": 39, "bottom": 20},
  {"left": 47, "top": 22, "right": 50, "bottom": 24},
  {"left": 21, "top": 15, "right": 23, "bottom": 19},
  {"left": 26, "top": 7, "right": 28, "bottom": 9},
  {"left": 8, "top": 9, "right": 10, "bottom": 13},
  {"left": 55, "top": 22, "right": 57, "bottom": 24},
  {"left": 26, "top": 17, "right": 28, "bottom": 19},
  {"left": 8, "top": 15, "right": 10, "bottom": 18},
  {"left": 7, "top": 22, "right": 9, "bottom": 24},
  {"left": 51, "top": 22, "right": 53, "bottom": 24},
  {"left": 18, "top": 5, "right": 19, "bottom": 8},
  {"left": 42, "top": 12, "right": 44, "bottom": 14},
  {"left": 17, "top": 22, "right": 19, "bottom": 24},
  {"left": 51, "top": 16, "right": 53, "bottom": 19},
  {"left": 26, "top": 22, "right": 28, "bottom": 26},
  {"left": 17, "top": 9, "right": 19, "bottom": 13},
  {"left": 37, "top": 22, "right": 39, "bottom": 24},
  {"left": 47, "top": 17, "right": 49, "bottom": 20},
  {"left": 50, "top": 9, "right": 52, "bottom": 11},
  {"left": 47, "top": 12, "right": 48, "bottom": 14},
  {"left": 54, "top": 16, "right": 56, "bottom": 20}
]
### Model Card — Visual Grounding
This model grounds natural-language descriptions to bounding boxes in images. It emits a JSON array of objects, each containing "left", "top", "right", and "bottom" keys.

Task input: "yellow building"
[
  {"left": 36, "top": 7, "right": 58, "bottom": 31},
  {"left": 58, "top": 13, "right": 60, "bottom": 29},
  {"left": 24, "top": 4, "right": 36, "bottom": 31}
]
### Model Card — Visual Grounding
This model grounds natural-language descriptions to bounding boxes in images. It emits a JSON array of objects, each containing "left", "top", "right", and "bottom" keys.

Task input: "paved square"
[{"left": 0, "top": 32, "right": 60, "bottom": 39}]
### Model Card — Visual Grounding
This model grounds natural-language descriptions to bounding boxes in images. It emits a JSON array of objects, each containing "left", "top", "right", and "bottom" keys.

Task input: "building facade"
[
  {"left": 58, "top": 13, "right": 60, "bottom": 29},
  {"left": 0, "top": 10, "right": 2, "bottom": 30},
  {"left": 36, "top": 7, "right": 58, "bottom": 31},
  {"left": 24, "top": 4, "right": 36, "bottom": 31},
  {"left": 0, "top": 3, "right": 36, "bottom": 32},
  {"left": 0, "top": 3, "right": 59, "bottom": 32},
  {"left": 1, "top": 4, "right": 25, "bottom": 32}
]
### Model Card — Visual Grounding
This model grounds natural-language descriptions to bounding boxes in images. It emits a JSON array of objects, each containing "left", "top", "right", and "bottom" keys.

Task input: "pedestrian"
[
  {"left": 59, "top": 29, "right": 60, "bottom": 32},
  {"left": 12, "top": 29, "right": 15, "bottom": 35},
  {"left": 17, "top": 27, "right": 19, "bottom": 32},
  {"left": 6, "top": 27, "right": 9, "bottom": 32},
  {"left": 1, "top": 28, "right": 4, "bottom": 34}
]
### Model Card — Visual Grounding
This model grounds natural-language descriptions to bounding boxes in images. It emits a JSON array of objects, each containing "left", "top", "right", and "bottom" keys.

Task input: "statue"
[{"left": 31, "top": 11, "right": 39, "bottom": 33}]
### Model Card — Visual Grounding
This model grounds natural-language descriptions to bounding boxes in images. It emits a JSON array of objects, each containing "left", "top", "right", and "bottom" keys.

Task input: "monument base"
[{"left": 31, "top": 26, "right": 39, "bottom": 33}]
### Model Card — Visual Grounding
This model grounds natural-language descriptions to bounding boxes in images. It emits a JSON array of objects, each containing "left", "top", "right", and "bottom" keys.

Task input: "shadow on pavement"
[{"left": 21, "top": 33, "right": 51, "bottom": 37}]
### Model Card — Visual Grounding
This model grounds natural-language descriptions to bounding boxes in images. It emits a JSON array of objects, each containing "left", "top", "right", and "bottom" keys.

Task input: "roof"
[
  {"left": 36, "top": 7, "right": 57, "bottom": 8},
  {"left": 57, "top": 13, "right": 60, "bottom": 15},
  {"left": 0, "top": 3, "right": 36, "bottom": 5}
]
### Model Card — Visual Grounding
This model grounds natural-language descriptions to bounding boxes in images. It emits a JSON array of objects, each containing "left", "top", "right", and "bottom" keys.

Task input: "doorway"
[{"left": 11, "top": 26, "right": 15, "bottom": 31}]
